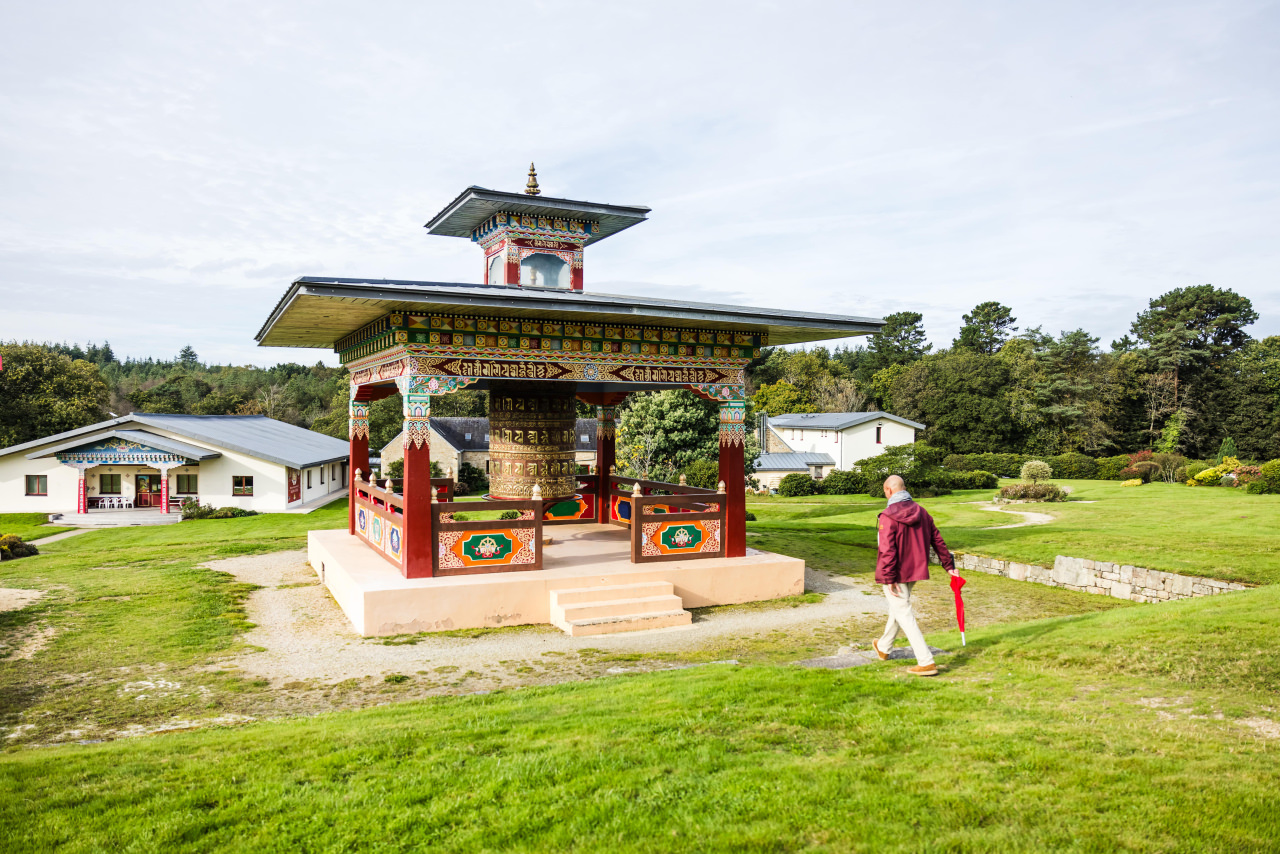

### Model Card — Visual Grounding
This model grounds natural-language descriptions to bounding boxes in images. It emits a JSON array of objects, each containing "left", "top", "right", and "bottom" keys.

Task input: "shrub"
[
  {"left": 498, "top": 510, "right": 520, "bottom": 520},
  {"left": 1215, "top": 437, "right": 1237, "bottom": 464},
  {"left": 382, "top": 459, "right": 404, "bottom": 479},
  {"left": 181, "top": 500, "right": 259, "bottom": 520},
  {"left": 998, "top": 483, "right": 1068, "bottom": 502},
  {"left": 1131, "top": 461, "right": 1160, "bottom": 483},
  {"left": 743, "top": 511, "right": 757, "bottom": 522},
  {"left": 1047, "top": 452, "right": 1097, "bottom": 480},
  {"left": 451, "top": 482, "right": 471, "bottom": 498},
  {"left": 1128, "top": 450, "right": 1155, "bottom": 465},
  {"left": 458, "top": 462, "right": 489, "bottom": 495},
  {"left": 1191, "top": 456, "right": 1241, "bottom": 487},
  {"left": 681, "top": 459, "right": 721, "bottom": 491},
  {"left": 1152, "top": 452, "right": 1188, "bottom": 484},
  {"left": 943, "top": 454, "right": 975, "bottom": 471},
  {"left": 1121, "top": 478, "right": 1143, "bottom": 487},
  {"left": 1184, "top": 461, "right": 1211, "bottom": 481},
  {"left": 1233, "top": 465, "right": 1262, "bottom": 487},
  {"left": 940, "top": 470, "right": 999, "bottom": 490},
  {"left": 1095, "top": 455, "right": 1130, "bottom": 480},
  {"left": 1021, "top": 460, "right": 1052, "bottom": 483},
  {"left": 817, "top": 469, "right": 866, "bottom": 495},
  {"left": 778, "top": 473, "right": 817, "bottom": 497},
  {"left": 1255, "top": 460, "right": 1280, "bottom": 494},
  {"left": 0, "top": 534, "right": 38, "bottom": 561}
]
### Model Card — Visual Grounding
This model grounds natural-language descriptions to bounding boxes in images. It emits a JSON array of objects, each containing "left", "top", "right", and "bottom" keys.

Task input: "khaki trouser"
[{"left": 877, "top": 581, "right": 934, "bottom": 666}]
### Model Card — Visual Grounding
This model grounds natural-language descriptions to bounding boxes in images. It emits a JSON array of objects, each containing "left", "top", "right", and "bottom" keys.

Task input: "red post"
[
  {"left": 348, "top": 396, "right": 370, "bottom": 535},
  {"left": 718, "top": 400, "right": 747, "bottom": 558},
  {"left": 402, "top": 437, "right": 433, "bottom": 578},
  {"left": 596, "top": 404, "right": 616, "bottom": 524},
  {"left": 159, "top": 470, "right": 170, "bottom": 514},
  {"left": 76, "top": 470, "right": 87, "bottom": 515}
]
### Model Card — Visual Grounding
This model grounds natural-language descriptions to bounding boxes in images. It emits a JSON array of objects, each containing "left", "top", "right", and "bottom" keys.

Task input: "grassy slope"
[
  {"left": 3, "top": 585, "right": 1278, "bottom": 853},
  {"left": 0, "top": 513, "right": 75, "bottom": 542},
  {"left": 748, "top": 480, "right": 1280, "bottom": 585}
]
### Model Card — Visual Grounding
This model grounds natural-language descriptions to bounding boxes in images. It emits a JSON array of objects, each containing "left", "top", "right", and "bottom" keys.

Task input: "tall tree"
[
  {"left": 953, "top": 301, "right": 1018, "bottom": 354},
  {"left": 0, "top": 344, "right": 109, "bottom": 447},
  {"left": 888, "top": 351, "right": 1026, "bottom": 453}
]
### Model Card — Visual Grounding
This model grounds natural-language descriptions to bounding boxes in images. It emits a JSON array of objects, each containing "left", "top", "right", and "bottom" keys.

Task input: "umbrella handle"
[{"left": 960, "top": 631, "right": 966, "bottom": 646}]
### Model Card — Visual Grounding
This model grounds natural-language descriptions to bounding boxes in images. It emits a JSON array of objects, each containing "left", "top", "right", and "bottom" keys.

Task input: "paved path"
[
  {"left": 975, "top": 504, "right": 1055, "bottom": 529},
  {"left": 29, "top": 529, "right": 92, "bottom": 546}
]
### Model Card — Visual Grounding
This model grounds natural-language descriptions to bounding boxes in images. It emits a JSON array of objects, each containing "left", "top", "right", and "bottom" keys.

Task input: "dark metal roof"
[
  {"left": 255, "top": 278, "right": 884, "bottom": 349},
  {"left": 425, "top": 186, "right": 650, "bottom": 246},
  {"left": 767, "top": 411, "right": 926, "bottom": 431},
  {"left": 25, "top": 429, "right": 222, "bottom": 462},
  {"left": 1, "top": 415, "right": 348, "bottom": 470},
  {"left": 754, "top": 452, "right": 836, "bottom": 471}
]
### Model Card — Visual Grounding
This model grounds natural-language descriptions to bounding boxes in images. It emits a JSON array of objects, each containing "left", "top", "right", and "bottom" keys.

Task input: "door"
[{"left": 135, "top": 474, "right": 157, "bottom": 507}]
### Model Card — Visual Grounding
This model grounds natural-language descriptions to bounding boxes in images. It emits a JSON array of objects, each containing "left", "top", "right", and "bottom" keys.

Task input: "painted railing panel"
[
  {"left": 629, "top": 489, "right": 726, "bottom": 563},
  {"left": 542, "top": 473, "right": 600, "bottom": 524},
  {"left": 353, "top": 474, "right": 406, "bottom": 568},
  {"left": 430, "top": 499, "right": 543, "bottom": 576}
]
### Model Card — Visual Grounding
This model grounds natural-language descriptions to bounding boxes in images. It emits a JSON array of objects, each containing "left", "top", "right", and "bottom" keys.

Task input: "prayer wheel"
[{"left": 487, "top": 381, "right": 579, "bottom": 500}]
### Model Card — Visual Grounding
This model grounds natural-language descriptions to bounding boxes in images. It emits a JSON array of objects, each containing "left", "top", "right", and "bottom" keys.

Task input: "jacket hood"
[{"left": 882, "top": 500, "right": 926, "bottom": 525}]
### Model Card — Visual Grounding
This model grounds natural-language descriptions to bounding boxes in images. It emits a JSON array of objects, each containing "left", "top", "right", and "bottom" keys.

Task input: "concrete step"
[
  {"left": 560, "top": 609, "right": 693, "bottom": 637},
  {"left": 550, "top": 581, "right": 675, "bottom": 607},
  {"left": 549, "top": 581, "right": 691, "bottom": 636},
  {"left": 558, "top": 594, "right": 685, "bottom": 623}
]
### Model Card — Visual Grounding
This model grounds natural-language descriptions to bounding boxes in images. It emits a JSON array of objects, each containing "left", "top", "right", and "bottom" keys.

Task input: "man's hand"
[
  {"left": 947, "top": 568, "right": 960, "bottom": 577},
  {"left": 889, "top": 582, "right": 902, "bottom": 597}
]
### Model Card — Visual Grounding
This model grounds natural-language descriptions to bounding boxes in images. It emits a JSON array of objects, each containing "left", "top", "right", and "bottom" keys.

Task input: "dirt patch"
[{"left": 0, "top": 587, "right": 43, "bottom": 612}]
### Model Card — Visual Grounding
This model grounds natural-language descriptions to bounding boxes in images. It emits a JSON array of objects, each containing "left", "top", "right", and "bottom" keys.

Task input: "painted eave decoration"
[{"left": 424, "top": 186, "right": 651, "bottom": 246}]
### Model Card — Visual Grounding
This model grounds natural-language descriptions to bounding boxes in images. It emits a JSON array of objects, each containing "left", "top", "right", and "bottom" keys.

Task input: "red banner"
[{"left": 288, "top": 468, "right": 301, "bottom": 503}]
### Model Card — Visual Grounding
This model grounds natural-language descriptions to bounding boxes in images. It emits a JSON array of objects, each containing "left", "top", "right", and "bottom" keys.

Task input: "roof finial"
[{"left": 525, "top": 162, "right": 541, "bottom": 196}]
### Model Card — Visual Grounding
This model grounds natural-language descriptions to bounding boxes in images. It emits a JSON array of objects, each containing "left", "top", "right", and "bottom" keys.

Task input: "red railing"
[{"left": 430, "top": 498, "right": 543, "bottom": 576}]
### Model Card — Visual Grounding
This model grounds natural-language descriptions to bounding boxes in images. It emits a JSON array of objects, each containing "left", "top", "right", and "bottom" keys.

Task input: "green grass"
[
  {"left": 3, "top": 586, "right": 1279, "bottom": 852},
  {"left": 748, "top": 480, "right": 1280, "bottom": 585},
  {"left": 0, "top": 512, "right": 75, "bottom": 542}
]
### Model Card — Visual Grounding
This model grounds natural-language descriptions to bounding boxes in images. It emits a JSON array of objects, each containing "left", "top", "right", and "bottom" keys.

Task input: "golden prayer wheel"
[{"left": 487, "top": 381, "right": 579, "bottom": 500}]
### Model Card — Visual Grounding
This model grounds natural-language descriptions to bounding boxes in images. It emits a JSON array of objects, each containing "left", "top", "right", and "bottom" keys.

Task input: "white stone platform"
[{"left": 308, "top": 523, "right": 805, "bottom": 637}]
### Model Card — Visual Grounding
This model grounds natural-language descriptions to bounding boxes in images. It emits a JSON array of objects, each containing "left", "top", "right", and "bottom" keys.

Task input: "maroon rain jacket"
[{"left": 875, "top": 499, "right": 955, "bottom": 585}]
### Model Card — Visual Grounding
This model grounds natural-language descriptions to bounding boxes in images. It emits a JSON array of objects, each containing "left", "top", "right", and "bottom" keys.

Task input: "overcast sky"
[{"left": 1, "top": 1, "right": 1276, "bottom": 366}]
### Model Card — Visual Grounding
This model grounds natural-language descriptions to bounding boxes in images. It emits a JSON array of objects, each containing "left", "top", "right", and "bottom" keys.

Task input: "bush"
[
  {"left": 777, "top": 473, "right": 817, "bottom": 497},
  {"left": 181, "top": 500, "right": 259, "bottom": 520},
  {"left": 743, "top": 511, "right": 757, "bottom": 522},
  {"left": 1130, "top": 461, "right": 1160, "bottom": 483},
  {"left": 998, "top": 483, "right": 1068, "bottom": 502},
  {"left": 458, "top": 462, "right": 489, "bottom": 495},
  {"left": 1121, "top": 479, "right": 1143, "bottom": 487},
  {"left": 1152, "top": 452, "right": 1188, "bottom": 484},
  {"left": 858, "top": 441, "right": 952, "bottom": 496},
  {"left": 1021, "top": 460, "right": 1052, "bottom": 483},
  {"left": 1191, "top": 456, "right": 1241, "bottom": 487},
  {"left": 943, "top": 454, "right": 974, "bottom": 471},
  {"left": 0, "top": 534, "right": 38, "bottom": 561},
  {"left": 682, "top": 459, "right": 721, "bottom": 491},
  {"left": 1255, "top": 460, "right": 1280, "bottom": 494},
  {"left": 939, "top": 470, "right": 999, "bottom": 490},
  {"left": 1095, "top": 455, "right": 1130, "bottom": 480},
  {"left": 1128, "top": 450, "right": 1155, "bottom": 465},
  {"left": 382, "top": 459, "right": 404, "bottom": 479},
  {"left": 1184, "top": 461, "right": 1211, "bottom": 481},
  {"left": 817, "top": 469, "right": 866, "bottom": 495},
  {"left": 452, "top": 482, "right": 471, "bottom": 497},
  {"left": 1215, "top": 437, "right": 1237, "bottom": 464},
  {"left": 1047, "top": 452, "right": 1097, "bottom": 480},
  {"left": 498, "top": 510, "right": 520, "bottom": 520}
]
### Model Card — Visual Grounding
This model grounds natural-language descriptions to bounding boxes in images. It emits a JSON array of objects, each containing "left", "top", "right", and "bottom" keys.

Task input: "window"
[
  {"left": 876, "top": 425, "right": 883, "bottom": 444},
  {"left": 25, "top": 475, "right": 48, "bottom": 496},
  {"left": 580, "top": 434, "right": 589, "bottom": 443},
  {"left": 464, "top": 433, "right": 472, "bottom": 440},
  {"left": 319, "top": 466, "right": 324, "bottom": 484},
  {"left": 176, "top": 474, "right": 198, "bottom": 494},
  {"left": 100, "top": 474, "right": 122, "bottom": 494},
  {"left": 232, "top": 476, "right": 254, "bottom": 496},
  {"left": 307, "top": 470, "right": 313, "bottom": 489}
]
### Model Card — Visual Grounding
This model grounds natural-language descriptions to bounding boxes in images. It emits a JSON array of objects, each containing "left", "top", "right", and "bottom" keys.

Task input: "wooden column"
[
  {"left": 595, "top": 404, "right": 617, "bottom": 524},
  {"left": 399, "top": 378, "right": 433, "bottom": 579},
  {"left": 718, "top": 400, "right": 748, "bottom": 558},
  {"left": 348, "top": 395, "right": 370, "bottom": 535}
]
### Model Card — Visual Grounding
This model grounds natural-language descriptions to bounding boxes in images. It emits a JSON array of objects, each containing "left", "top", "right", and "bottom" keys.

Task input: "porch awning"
[{"left": 26, "top": 429, "right": 221, "bottom": 463}]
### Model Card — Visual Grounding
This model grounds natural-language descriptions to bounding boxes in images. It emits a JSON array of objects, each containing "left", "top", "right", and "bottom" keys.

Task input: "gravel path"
[
  {"left": 210, "top": 551, "right": 889, "bottom": 686},
  {"left": 975, "top": 504, "right": 1056, "bottom": 529}
]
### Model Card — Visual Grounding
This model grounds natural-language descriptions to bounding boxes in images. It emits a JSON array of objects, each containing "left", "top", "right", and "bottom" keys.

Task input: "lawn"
[
  {"left": 747, "top": 480, "right": 1280, "bottom": 586},
  {"left": 3, "top": 584, "right": 1278, "bottom": 852},
  {"left": 0, "top": 512, "right": 75, "bottom": 542}
]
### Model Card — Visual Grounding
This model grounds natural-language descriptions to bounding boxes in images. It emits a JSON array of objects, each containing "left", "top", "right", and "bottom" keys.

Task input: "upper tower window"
[{"left": 520, "top": 253, "right": 570, "bottom": 289}]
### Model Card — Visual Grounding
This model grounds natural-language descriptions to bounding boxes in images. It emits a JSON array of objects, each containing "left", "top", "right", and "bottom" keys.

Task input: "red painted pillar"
[
  {"left": 160, "top": 469, "right": 170, "bottom": 514},
  {"left": 348, "top": 396, "right": 370, "bottom": 535},
  {"left": 402, "top": 433, "right": 433, "bottom": 579},
  {"left": 596, "top": 404, "right": 617, "bottom": 524},
  {"left": 718, "top": 401, "right": 747, "bottom": 558},
  {"left": 571, "top": 260, "right": 584, "bottom": 291},
  {"left": 76, "top": 470, "right": 88, "bottom": 515}
]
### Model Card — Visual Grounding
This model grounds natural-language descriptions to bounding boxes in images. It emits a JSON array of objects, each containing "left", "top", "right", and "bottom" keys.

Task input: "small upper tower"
[{"left": 424, "top": 167, "right": 651, "bottom": 291}]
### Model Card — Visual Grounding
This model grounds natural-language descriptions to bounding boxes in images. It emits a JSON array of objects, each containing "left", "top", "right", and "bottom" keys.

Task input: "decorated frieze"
[
  {"left": 471, "top": 211, "right": 600, "bottom": 247},
  {"left": 718, "top": 400, "right": 749, "bottom": 447}
]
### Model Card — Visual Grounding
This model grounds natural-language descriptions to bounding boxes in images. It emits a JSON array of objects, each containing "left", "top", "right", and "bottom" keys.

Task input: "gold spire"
[{"left": 525, "top": 162, "right": 541, "bottom": 196}]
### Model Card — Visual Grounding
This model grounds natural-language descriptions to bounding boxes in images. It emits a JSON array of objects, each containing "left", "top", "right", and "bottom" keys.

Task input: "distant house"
[
  {"left": 753, "top": 412, "right": 924, "bottom": 489},
  {"left": 381, "top": 417, "right": 599, "bottom": 475},
  {"left": 0, "top": 414, "right": 350, "bottom": 515}
]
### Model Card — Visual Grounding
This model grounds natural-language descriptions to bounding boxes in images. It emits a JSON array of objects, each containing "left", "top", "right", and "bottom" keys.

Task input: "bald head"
[{"left": 883, "top": 475, "right": 906, "bottom": 499}]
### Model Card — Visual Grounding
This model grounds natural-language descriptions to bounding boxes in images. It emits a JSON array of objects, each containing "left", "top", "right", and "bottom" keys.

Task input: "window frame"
[
  {"left": 24, "top": 475, "right": 48, "bottom": 496},
  {"left": 875, "top": 425, "right": 883, "bottom": 444},
  {"left": 232, "top": 476, "right": 254, "bottom": 496},
  {"left": 176, "top": 474, "right": 198, "bottom": 494},
  {"left": 307, "top": 469, "right": 313, "bottom": 489},
  {"left": 99, "top": 473, "right": 122, "bottom": 495}
]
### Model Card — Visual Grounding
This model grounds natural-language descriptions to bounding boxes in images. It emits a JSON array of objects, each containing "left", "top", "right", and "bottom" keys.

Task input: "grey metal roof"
[
  {"left": 767, "top": 411, "right": 926, "bottom": 431},
  {"left": 386, "top": 417, "right": 599, "bottom": 454},
  {"left": 26, "top": 429, "right": 222, "bottom": 462},
  {"left": 425, "top": 186, "right": 650, "bottom": 246},
  {"left": 1, "top": 414, "right": 348, "bottom": 470},
  {"left": 754, "top": 452, "right": 836, "bottom": 471},
  {"left": 255, "top": 278, "right": 884, "bottom": 349}
]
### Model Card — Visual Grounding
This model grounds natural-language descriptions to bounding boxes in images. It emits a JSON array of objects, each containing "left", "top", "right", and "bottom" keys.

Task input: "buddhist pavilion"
[{"left": 255, "top": 166, "right": 883, "bottom": 635}]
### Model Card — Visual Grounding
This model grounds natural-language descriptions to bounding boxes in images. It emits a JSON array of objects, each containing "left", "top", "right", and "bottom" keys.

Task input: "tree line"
[{"left": 748, "top": 285, "right": 1279, "bottom": 461}]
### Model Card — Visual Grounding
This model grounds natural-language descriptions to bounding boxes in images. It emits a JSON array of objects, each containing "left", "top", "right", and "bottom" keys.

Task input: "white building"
[
  {"left": 753, "top": 412, "right": 924, "bottom": 489},
  {"left": 0, "top": 414, "right": 350, "bottom": 516}
]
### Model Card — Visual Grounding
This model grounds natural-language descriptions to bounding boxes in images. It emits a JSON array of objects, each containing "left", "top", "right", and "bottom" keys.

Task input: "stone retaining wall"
[{"left": 947, "top": 553, "right": 1249, "bottom": 603}]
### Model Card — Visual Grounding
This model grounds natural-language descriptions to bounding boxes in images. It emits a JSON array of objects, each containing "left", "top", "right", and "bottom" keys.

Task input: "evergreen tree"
[{"left": 953, "top": 301, "right": 1018, "bottom": 354}]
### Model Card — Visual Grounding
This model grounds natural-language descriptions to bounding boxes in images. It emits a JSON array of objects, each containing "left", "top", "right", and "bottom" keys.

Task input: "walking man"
[{"left": 872, "top": 475, "right": 957, "bottom": 676}]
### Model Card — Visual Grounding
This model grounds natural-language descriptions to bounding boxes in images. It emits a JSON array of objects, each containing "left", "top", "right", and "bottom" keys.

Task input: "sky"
[{"left": 1, "top": 1, "right": 1277, "bottom": 367}]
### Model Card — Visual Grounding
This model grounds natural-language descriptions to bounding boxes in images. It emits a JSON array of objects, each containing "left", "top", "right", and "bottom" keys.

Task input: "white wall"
[
  {"left": 773, "top": 419, "right": 917, "bottom": 470},
  {"left": 0, "top": 452, "right": 77, "bottom": 513}
]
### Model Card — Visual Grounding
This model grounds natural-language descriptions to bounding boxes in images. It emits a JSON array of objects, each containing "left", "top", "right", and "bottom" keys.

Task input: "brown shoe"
[
  {"left": 872, "top": 640, "right": 888, "bottom": 661},
  {"left": 907, "top": 664, "right": 938, "bottom": 677}
]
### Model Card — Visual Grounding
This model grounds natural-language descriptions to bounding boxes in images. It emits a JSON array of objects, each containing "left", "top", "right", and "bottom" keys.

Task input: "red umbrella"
[{"left": 949, "top": 574, "right": 967, "bottom": 646}]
